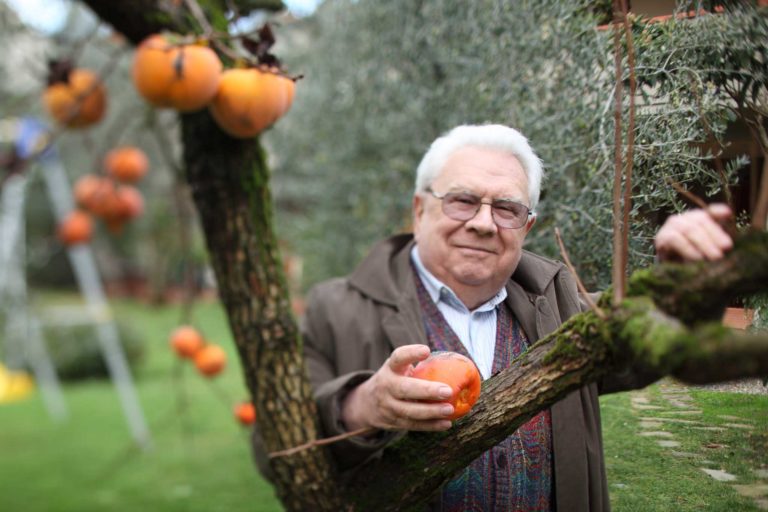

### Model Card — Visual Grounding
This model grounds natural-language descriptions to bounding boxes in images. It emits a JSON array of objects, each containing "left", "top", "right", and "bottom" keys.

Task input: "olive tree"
[{"left": 39, "top": 1, "right": 768, "bottom": 510}]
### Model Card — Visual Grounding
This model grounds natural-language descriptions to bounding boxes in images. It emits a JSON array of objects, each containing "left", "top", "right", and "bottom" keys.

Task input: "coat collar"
[{"left": 348, "top": 233, "right": 564, "bottom": 308}]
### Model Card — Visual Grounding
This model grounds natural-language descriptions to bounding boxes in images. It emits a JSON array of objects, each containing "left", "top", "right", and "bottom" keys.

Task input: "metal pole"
[
  {"left": 0, "top": 171, "right": 67, "bottom": 421},
  {"left": 30, "top": 119, "right": 151, "bottom": 449}
]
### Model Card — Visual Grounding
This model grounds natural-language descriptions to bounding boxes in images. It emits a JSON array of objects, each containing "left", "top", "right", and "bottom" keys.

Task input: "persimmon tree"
[{"left": 57, "top": 1, "right": 768, "bottom": 511}]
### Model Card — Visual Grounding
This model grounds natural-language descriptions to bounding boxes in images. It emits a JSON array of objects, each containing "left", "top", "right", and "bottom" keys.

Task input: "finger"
[
  {"left": 706, "top": 203, "right": 733, "bottom": 223},
  {"left": 698, "top": 218, "right": 733, "bottom": 258},
  {"left": 391, "top": 376, "right": 454, "bottom": 401},
  {"left": 660, "top": 232, "right": 705, "bottom": 261},
  {"left": 684, "top": 222, "right": 725, "bottom": 260},
  {"left": 389, "top": 400, "right": 455, "bottom": 423},
  {"left": 387, "top": 344, "right": 431, "bottom": 374}
]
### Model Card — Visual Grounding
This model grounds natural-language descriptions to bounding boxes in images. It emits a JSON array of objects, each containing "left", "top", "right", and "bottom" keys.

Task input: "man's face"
[{"left": 413, "top": 145, "right": 536, "bottom": 306}]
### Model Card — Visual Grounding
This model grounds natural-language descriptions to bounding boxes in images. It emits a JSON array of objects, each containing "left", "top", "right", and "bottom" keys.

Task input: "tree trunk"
[
  {"left": 79, "top": 2, "right": 343, "bottom": 510},
  {"left": 179, "top": 112, "right": 343, "bottom": 510}
]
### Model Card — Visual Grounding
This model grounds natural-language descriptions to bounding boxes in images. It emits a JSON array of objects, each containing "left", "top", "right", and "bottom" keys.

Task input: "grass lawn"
[
  {"left": 0, "top": 296, "right": 283, "bottom": 512},
  {"left": 602, "top": 384, "right": 768, "bottom": 511},
  {"left": 1, "top": 293, "right": 766, "bottom": 511}
]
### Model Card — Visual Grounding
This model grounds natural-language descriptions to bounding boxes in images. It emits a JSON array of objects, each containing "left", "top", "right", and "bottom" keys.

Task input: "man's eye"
[
  {"left": 452, "top": 194, "right": 479, "bottom": 205},
  {"left": 494, "top": 202, "right": 525, "bottom": 216}
]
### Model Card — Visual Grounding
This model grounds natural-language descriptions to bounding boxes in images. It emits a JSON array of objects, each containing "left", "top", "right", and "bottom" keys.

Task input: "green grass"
[
  {"left": 0, "top": 296, "right": 283, "bottom": 512},
  {"left": 2, "top": 294, "right": 766, "bottom": 511},
  {"left": 602, "top": 384, "right": 768, "bottom": 511}
]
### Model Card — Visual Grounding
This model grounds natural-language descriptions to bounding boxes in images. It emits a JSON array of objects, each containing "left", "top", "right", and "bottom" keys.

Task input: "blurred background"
[{"left": 0, "top": 1, "right": 766, "bottom": 511}]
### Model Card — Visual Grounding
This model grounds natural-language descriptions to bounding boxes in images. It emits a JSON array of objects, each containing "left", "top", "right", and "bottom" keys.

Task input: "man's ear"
[
  {"left": 524, "top": 213, "right": 537, "bottom": 235},
  {"left": 412, "top": 194, "right": 424, "bottom": 235}
]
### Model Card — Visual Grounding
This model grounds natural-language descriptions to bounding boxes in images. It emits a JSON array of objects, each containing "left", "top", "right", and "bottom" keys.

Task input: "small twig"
[
  {"left": 669, "top": 180, "right": 708, "bottom": 209},
  {"left": 63, "top": 21, "right": 102, "bottom": 65},
  {"left": 611, "top": 0, "right": 626, "bottom": 306},
  {"left": 175, "top": 182, "right": 199, "bottom": 326},
  {"left": 183, "top": 0, "right": 214, "bottom": 37},
  {"left": 754, "top": 157, "right": 768, "bottom": 230},
  {"left": 91, "top": 101, "right": 141, "bottom": 174},
  {"left": 688, "top": 71, "right": 734, "bottom": 210},
  {"left": 668, "top": 180, "right": 739, "bottom": 238},
  {"left": 206, "top": 377, "right": 235, "bottom": 410},
  {"left": 149, "top": 117, "right": 199, "bottom": 324},
  {"left": 554, "top": 228, "right": 607, "bottom": 320},
  {"left": 151, "top": 115, "right": 184, "bottom": 178},
  {"left": 620, "top": 0, "right": 636, "bottom": 298},
  {"left": 1, "top": 46, "right": 128, "bottom": 191},
  {"left": 269, "top": 426, "right": 377, "bottom": 459},
  {"left": 212, "top": 39, "right": 241, "bottom": 63}
]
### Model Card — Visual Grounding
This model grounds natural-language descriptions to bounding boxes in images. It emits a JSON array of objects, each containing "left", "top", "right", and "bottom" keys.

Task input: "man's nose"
[{"left": 465, "top": 203, "right": 497, "bottom": 234}]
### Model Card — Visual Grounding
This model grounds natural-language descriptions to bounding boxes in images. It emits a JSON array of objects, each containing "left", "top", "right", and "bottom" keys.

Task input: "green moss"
[
  {"left": 627, "top": 264, "right": 698, "bottom": 299},
  {"left": 620, "top": 302, "right": 687, "bottom": 370},
  {"left": 540, "top": 311, "right": 613, "bottom": 367}
]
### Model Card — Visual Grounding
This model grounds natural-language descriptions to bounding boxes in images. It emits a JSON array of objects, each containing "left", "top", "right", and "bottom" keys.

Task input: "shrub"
[{"left": 42, "top": 320, "right": 146, "bottom": 381}]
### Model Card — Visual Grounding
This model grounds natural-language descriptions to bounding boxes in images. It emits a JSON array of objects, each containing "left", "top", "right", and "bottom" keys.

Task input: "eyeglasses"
[{"left": 426, "top": 187, "right": 532, "bottom": 229}]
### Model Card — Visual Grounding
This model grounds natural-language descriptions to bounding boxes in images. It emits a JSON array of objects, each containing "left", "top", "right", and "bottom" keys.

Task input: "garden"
[{"left": 0, "top": 0, "right": 767, "bottom": 510}]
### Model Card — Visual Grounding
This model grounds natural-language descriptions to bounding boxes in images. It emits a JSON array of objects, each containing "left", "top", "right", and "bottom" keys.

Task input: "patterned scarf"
[{"left": 413, "top": 270, "right": 554, "bottom": 511}]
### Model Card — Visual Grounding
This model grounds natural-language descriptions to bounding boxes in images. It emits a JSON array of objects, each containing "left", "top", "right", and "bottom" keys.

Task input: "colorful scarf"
[{"left": 413, "top": 270, "right": 554, "bottom": 511}]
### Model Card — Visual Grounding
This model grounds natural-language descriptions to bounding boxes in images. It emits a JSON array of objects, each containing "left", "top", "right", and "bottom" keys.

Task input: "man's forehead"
[
  {"left": 434, "top": 152, "right": 529, "bottom": 198},
  {"left": 438, "top": 147, "right": 524, "bottom": 175}
]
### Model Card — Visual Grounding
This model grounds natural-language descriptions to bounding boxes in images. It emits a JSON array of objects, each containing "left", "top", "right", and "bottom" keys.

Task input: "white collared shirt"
[{"left": 410, "top": 246, "right": 507, "bottom": 380}]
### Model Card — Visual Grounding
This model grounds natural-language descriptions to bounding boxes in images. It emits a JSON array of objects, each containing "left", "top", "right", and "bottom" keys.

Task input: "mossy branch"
[
  {"left": 628, "top": 229, "right": 768, "bottom": 325},
  {"left": 346, "top": 231, "right": 768, "bottom": 510}
]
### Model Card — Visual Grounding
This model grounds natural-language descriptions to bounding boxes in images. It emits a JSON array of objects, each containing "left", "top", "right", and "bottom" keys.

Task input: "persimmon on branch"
[{"left": 341, "top": 229, "right": 768, "bottom": 511}]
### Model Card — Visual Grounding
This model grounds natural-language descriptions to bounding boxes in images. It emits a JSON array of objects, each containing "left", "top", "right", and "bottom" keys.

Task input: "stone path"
[{"left": 629, "top": 381, "right": 768, "bottom": 510}]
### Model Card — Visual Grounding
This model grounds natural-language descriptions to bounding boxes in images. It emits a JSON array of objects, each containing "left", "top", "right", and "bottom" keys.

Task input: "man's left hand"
[{"left": 655, "top": 203, "right": 733, "bottom": 262}]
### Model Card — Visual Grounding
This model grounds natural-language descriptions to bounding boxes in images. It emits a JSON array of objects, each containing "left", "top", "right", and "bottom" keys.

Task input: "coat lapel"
[
  {"left": 507, "top": 270, "right": 589, "bottom": 511},
  {"left": 504, "top": 280, "right": 538, "bottom": 344},
  {"left": 382, "top": 292, "right": 427, "bottom": 349}
]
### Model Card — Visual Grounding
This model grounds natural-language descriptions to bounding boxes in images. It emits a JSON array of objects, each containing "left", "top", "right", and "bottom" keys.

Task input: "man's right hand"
[{"left": 340, "top": 344, "right": 457, "bottom": 432}]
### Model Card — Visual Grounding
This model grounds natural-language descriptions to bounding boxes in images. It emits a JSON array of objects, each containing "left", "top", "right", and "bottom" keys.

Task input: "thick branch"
[
  {"left": 674, "top": 326, "right": 768, "bottom": 384},
  {"left": 81, "top": 0, "right": 285, "bottom": 44},
  {"left": 346, "top": 231, "right": 768, "bottom": 510},
  {"left": 81, "top": 0, "right": 183, "bottom": 44},
  {"left": 628, "top": 229, "right": 768, "bottom": 324}
]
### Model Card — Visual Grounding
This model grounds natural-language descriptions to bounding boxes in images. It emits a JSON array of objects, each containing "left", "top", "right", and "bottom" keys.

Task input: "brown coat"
[{"left": 258, "top": 234, "right": 653, "bottom": 510}]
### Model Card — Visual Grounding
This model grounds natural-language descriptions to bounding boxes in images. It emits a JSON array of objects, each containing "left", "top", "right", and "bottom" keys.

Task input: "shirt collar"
[{"left": 410, "top": 245, "right": 507, "bottom": 313}]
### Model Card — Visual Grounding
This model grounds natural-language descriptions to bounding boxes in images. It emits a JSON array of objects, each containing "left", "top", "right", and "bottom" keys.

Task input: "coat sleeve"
[{"left": 301, "top": 279, "right": 399, "bottom": 471}]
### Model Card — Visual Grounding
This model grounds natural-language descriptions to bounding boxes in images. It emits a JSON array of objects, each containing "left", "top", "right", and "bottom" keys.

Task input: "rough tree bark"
[
  {"left": 80, "top": 2, "right": 343, "bottom": 510},
  {"left": 79, "top": 2, "right": 768, "bottom": 511}
]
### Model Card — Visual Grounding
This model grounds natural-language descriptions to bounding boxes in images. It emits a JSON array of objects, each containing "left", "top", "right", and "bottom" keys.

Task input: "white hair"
[{"left": 414, "top": 124, "right": 544, "bottom": 211}]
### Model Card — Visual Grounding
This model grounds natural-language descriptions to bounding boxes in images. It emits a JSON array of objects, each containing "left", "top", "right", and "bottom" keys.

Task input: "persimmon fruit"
[
  {"left": 104, "top": 146, "right": 149, "bottom": 184},
  {"left": 169, "top": 326, "right": 204, "bottom": 359},
  {"left": 194, "top": 344, "right": 227, "bottom": 377},
  {"left": 209, "top": 67, "right": 294, "bottom": 138},
  {"left": 234, "top": 401, "right": 257, "bottom": 426},
  {"left": 74, "top": 174, "right": 110, "bottom": 211},
  {"left": 132, "top": 33, "right": 222, "bottom": 112},
  {"left": 103, "top": 185, "right": 143, "bottom": 222},
  {"left": 411, "top": 351, "right": 481, "bottom": 420},
  {"left": 57, "top": 210, "right": 93, "bottom": 246},
  {"left": 43, "top": 68, "right": 106, "bottom": 128}
]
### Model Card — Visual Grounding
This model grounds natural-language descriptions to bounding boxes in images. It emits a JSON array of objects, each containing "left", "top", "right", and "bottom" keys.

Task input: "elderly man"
[{"left": 301, "top": 124, "right": 733, "bottom": 511}]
